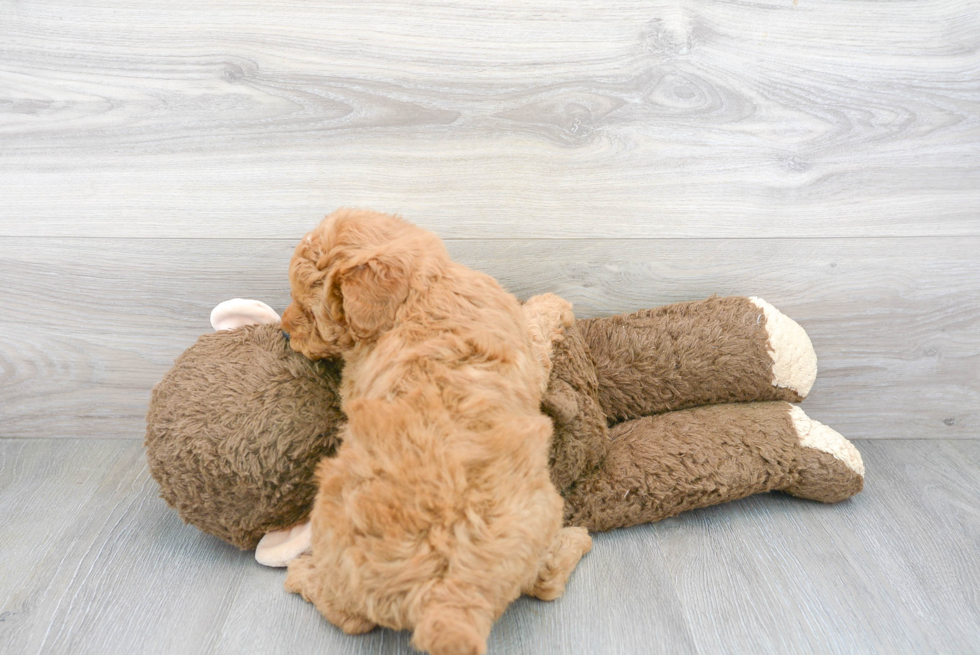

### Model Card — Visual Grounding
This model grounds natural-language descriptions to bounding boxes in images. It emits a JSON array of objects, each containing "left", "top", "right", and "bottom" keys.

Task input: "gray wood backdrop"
[{"left": 1, "top": 0, "right": 978, "bottom": 440}]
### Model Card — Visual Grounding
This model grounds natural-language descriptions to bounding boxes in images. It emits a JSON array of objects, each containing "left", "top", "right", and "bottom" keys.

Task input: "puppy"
[{"left": 281, "top": 209, "right": 591, "bottom": 655}]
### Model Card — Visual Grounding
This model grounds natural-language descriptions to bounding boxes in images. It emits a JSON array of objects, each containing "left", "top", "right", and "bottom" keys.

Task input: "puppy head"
[{"left": 282, "top": 209, "right": 442, "bottom": 359}]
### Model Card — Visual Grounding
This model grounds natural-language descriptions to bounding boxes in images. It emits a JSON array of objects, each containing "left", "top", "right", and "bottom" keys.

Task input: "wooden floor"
[{"left": 1, "top": 438, "right": 979, "bottom": 654}]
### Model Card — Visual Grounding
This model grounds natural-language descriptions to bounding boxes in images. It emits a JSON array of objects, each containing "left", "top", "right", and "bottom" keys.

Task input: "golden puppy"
[{"left": 281, "top": 209, "right": 591, "bottom": 655}]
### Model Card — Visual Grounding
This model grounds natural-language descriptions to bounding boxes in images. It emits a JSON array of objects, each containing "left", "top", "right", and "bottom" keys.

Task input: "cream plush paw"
[
  {"left": 783, "top": 404, "right": 864, "bottom": 503},
  {"left": 255, "top": 521, "right": 312, "bottom": 567},
  {"left": 749, "top": 297, "right": 818, "bottom": 398},
  {"left": 788, "top": 405, "right": 864, "bottom": 476}
]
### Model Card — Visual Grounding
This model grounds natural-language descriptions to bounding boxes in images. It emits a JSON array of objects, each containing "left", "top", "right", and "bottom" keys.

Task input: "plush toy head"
[{"left": 145, "top": 311, "right": 344, "bottom": 549}]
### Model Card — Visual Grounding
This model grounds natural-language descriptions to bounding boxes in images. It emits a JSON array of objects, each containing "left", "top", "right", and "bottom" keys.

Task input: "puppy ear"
[
  {"left": 338, "top": 256, "right": 409, "bottom": 340},
  {"left": 291, "top": 236, "right": 329, "bottom": 291}
]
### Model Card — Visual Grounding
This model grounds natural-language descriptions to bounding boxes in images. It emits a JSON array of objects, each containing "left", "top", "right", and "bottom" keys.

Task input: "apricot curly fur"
[{"left": 281, "top": 209, "right": 590, "bottom": 654}]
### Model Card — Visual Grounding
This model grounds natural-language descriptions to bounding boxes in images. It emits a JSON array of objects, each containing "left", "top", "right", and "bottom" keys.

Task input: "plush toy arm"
[
  {"left": 561, "top": 401, "right": 864, "bottom": 532},
  {"left": 577, "top": 296, "right": 817, "bottom": 423}
]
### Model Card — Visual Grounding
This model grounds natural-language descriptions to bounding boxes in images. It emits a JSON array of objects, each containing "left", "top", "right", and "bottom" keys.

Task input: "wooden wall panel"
[
  {"left": 1, "top": 0, "right": 978, "bottom": 239},
  {"left": 1, "top": 236, "right": 975, "bottom": 439}
]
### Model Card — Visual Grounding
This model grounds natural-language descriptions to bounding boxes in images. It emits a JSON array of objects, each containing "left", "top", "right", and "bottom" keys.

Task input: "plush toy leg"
[
  {"left": 577, "top": 296, "right": 817, "bottom": 422},
  {"left": 783, "top": 405, "right": 865, "bottom": 502},
  {"left": 562, "top": 402, "right": 863, "bottom": 532}
]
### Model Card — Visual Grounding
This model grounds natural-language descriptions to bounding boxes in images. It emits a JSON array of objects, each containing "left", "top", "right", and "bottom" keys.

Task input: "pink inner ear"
[{"left": 210, "top": 299, "right": 281, "bottom": 331}]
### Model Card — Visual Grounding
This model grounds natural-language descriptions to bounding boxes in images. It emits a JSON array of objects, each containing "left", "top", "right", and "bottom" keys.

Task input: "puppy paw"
[
  {"left": 286, "top": 555, "right": 377, "bottom": 635},
  {"left": 284, "top": 553, "right": 317, "bottom": 599},
  {"left": 412, "top": 607, "right": 488, "bottom": 655},
  {"left": 749, "top": 297, "right": 817, "bottom": 398},
  {"left": 525, "top": 526, "right": 592, "bottom": 601},
  {"left": 334, "top": 612, "right": 377, "bottom": 635},
  {"left": 522, "top": 294, "right": 576, "bottom": 392}
]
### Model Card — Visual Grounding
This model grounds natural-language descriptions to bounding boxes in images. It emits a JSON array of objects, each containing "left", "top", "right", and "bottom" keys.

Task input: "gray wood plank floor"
[{"left": 1, "top": 438, "right": 978, "bottom": 654}]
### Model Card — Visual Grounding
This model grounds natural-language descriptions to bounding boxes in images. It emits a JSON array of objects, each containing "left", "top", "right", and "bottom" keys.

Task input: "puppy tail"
[{"left": 411, "top": 595, "right": 491, "bottom": 655}]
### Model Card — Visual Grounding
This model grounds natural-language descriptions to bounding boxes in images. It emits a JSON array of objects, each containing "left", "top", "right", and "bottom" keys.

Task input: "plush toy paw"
[
  {"left": 783, "top": 405, "right": 864, "bottom": 503},
  {"left": 255, "top": 521, "right": 312, "bottom": 567},
  {"left": 749, "top": 297, "right": 818, "bottom": 398}
]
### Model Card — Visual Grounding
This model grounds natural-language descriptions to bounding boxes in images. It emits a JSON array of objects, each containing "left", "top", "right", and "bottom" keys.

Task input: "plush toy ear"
[
  {"left": 210, "top": 299, "right": 281, "bottom": 331},
  {"left": 337, "top": 257, "right": 410, "bottom": 340}
]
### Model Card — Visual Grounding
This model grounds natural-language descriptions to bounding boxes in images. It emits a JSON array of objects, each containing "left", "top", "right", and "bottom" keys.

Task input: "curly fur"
[{"left": 280, "top": 209, "right": 591, "bottom": 655}]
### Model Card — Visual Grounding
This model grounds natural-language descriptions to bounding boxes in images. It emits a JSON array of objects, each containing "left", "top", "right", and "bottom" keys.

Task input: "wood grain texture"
[
  {"left": 1, "top": 438, "right": 978, "bottom": 654},
  {"left": 1, "top": 0, "right": 978, "bottom": 238},
  {"left": 0, "top": 439, "right": 257, "bottom": 654},
  {"left": 1, "top": 236, "right": 976, "bottom": 440},
  {"left": 657, "top": 439, "right": 980, "bottom": 654}
]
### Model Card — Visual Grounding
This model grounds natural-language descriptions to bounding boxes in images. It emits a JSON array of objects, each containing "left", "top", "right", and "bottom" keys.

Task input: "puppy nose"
[{"left": 282, "top": 330, "right": 290, "bottom": 340}]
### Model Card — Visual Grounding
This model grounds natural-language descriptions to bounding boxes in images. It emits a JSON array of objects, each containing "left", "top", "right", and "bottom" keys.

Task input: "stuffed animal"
[{"left": 145, "top": 295, "right": 864, "bottom": 566}]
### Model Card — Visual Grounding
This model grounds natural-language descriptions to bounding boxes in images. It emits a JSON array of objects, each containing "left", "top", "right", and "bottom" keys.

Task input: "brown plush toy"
[{"left": 145, "top": 295, "right": 864, "bottom": 566}]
